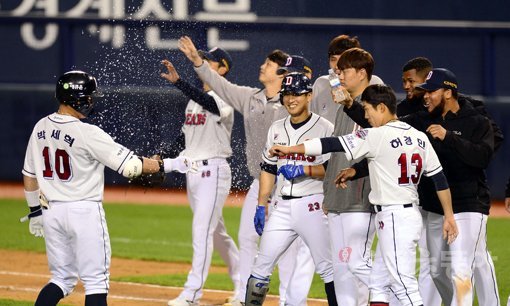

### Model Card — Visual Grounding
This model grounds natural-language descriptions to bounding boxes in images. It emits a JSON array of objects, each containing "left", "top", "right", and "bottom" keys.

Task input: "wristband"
[{"left": 24, "top": 189, "right": 40, "bottom": 208}]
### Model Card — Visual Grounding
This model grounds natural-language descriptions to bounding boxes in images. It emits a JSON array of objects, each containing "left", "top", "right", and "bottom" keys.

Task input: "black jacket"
[{"left": 346, "top": 99, "right": 495, "bottom": 215}]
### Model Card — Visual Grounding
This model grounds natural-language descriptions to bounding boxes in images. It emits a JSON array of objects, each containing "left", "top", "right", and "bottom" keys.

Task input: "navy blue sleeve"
[
  {"left": 429, "top": 170, "right": 449, "bottom": 191},
  {"left": 344, "top": 101, "right": 371, "bottom": 128},
  {"left": 351, "top": 159, "right": 369, "bottom": 179},
  {"left": 320, "top": 137, "right": 345, "bottom": 154},
  {"left": 173, "top": 79, "right": 220, "bottom": 116}
]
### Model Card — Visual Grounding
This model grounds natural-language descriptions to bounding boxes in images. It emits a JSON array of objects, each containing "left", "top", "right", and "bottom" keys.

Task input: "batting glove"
[
  {"left": 28, "top": 207, "right": 44, "bottom": 238},
  {"left": 277, "top": 164, "right": 305, "bottom": 180},
  {"left": 254, "top": 205, "right": 266, "bottom": 236},
  {"left": 163, "top": 156, "right": 198, "bottom": 174}
]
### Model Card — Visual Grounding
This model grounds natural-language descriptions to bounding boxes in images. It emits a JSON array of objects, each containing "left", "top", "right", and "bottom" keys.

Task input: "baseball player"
[
  {"left": 22, "top": 70, "right": 194, "bottom": 306},
  {"left": 344, "top": 65, "right": 503, "bottom": 306},
  {"left": 270, "top": 84, "right": 458, "bottom": 306},
  {"left": 177, "top": 36, "right": 291, "bottom": 306},
  {"left": 312, "top": 47, "right": 385, "bottom": 305},
  {"left": 413, "top": 69, "right": 496, "bottom": 306},
  {"left": 275, "top": 54, "right": 317, "bottom": 306},
  {"left": 246, "top": 72, "right": 337, "bottom": 306},
  {"left": 310, "top": 34, "right": 384, "bottom": 123},
  {"left": 159, "top": 47, "right": 241, "bottom": 306}
]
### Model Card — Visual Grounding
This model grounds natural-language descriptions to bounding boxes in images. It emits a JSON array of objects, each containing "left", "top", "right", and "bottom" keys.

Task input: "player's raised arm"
[{"left": 178, "top": 36, "right": 203, "bottom": 67}]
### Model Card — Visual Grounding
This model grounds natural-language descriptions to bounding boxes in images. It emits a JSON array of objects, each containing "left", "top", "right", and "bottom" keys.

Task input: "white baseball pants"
[
  {"left": 327, "top": 212, "right": 375, "bottom": 306},
  {"left": 43, "top": 201, "right": 111, "bottom": 296},
  {"left": 252, "top": 194, "right": 334, "bottom": 285},
  {"left": 374, "top": 205, "right": 423, "bottom": 306},
  {"left": 180, "top": 159, "right": 240, "bottom": 302},
  {"left": 428, "top": 211, "right": 499, "bottom": 306},
  {"left": 417, "top": 207, "right": 441, "bottom": 306}
]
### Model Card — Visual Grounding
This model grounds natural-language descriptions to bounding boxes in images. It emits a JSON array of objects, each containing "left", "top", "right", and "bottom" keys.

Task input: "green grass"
[{"left": 1, "top": 198, "right": 509, "bottom": 302}]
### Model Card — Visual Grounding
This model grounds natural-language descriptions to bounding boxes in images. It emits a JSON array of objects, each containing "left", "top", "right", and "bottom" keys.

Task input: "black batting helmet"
[
  {"left": 55, "top": 70, "right": 102, "bottom": 117},
  {"left": 279, "top": 72, "right": 312, "bottom": 104}
]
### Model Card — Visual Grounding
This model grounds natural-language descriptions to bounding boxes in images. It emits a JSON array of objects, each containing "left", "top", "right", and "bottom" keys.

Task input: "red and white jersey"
[
  {"left": 338, "top": 120, "right": 442, "bottom": 205},
  {"left": 262, "top": 113, "right": 334, "bottom": 197},
  {"left": 22, "top": 113, "right": 134, "bottom": 202},
  {"left": 181, "top": 91, "right": 234, "bottom": 160}
]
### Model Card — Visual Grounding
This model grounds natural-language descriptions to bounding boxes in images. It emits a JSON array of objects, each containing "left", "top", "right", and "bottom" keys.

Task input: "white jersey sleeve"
[
  {"left": 338, "top": 128, "right": 377, "bottom": 161},
  {"left": 85, "top": 125, "right": 134, "bottom": 174}
]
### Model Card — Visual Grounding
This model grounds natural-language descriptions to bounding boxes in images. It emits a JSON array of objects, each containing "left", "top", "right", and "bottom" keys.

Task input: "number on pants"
[
  {"left": 397, "top": 153, "right": 422, "bottom": 185},
  {"left": 308, "top": 202, "right": 320, "bottom": 212},
  {"left": 42, "top": 147, "right": 72, "bottom": 181}
]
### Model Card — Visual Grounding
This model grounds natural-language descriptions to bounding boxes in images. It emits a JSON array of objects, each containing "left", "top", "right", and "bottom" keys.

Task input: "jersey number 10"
[
  {"left": 398, "top": 153, "right": 422, "bottom": 185},
  {"left": 42, "top": 147, "right": 72, "bottom": 181}
]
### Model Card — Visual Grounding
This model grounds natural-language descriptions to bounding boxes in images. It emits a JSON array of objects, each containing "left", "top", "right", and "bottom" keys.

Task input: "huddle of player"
[{"left": 22, "top": 33, "right": 504, "bottom": 306}]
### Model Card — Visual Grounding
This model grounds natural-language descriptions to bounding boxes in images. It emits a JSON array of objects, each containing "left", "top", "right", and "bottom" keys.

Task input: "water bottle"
[{"left": 328, "top": 68, "right": 346, "bottom": 102}]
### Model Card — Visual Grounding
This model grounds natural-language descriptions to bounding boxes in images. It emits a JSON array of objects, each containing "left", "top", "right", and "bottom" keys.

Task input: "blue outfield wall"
[
  {"left": 2, "top": 88, "right": 508, "bottom": 200},
  {"left": 0, "top": 0, "right": 509, "bottom": 199}
]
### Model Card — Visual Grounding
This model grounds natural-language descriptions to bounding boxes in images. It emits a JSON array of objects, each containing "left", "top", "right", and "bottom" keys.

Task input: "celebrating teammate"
[
  {"left": 270, "top": 84, "right": 458, "bottom": 306},
  {"left": 177, "top": 36, "right": 291, "bottom": 306},
  {"left": 160, "top": 47, "right": 241, "bottom": 306},
  {"left": 245, "top": 72, "right": 337, "bottom": 306},
  {"left": 22, "top": 70, "right": 194, "bottom": 306}
]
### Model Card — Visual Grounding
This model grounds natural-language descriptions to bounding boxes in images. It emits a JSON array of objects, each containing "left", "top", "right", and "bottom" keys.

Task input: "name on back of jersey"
[
  {"left": 390, "top": 135, "right": 426, "bottom": 149},
  {"left": 37, "top": 129, "right": 75, "bottom": 147}
]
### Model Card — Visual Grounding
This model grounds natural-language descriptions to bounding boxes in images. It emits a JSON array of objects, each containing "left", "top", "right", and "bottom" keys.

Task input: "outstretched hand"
[
  {"left": 334, "top": 168, "right": 356, "bottom": 189},
  {"left": 269, "top": 145, "right": 290, "bottom": 157},
  {"left": 178, "top": 36, "right": 203, "bottom": 67},
  {"left": 160, "top": 60, "right": 180, "bottom": 83}
]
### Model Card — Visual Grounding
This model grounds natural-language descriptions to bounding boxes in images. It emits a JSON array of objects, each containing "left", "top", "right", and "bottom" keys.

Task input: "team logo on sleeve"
[{"left": 355, "top": 129, "right": 368, "bottom": 139}]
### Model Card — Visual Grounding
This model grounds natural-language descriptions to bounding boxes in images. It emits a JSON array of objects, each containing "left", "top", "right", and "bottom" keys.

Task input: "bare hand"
[
  {"left": 150, "top": 154, "right": 162, "bottom": 161},
  {"left": 426, "top": 124, "right": 447, "bottom": 141},
  {"left": 160, "top": 60, "right": 180, "bottom": 84},
  {"left": 505, "top": 197, "right": 510, "bottom": 213},
  {"left": 334, "top": 168, "right": 356, "bottom": 189},
  {"left": 443, "top": 216, "right": 458, "bottom": 245},
  {"left": 269, "top": 145, "right": 290, "bottom": 157},
  {"left": 178, "top": 36, "right": 203, "bottom": 67},
  {"left": 331, "top": 87, "right": 353, "bottom": 108}
]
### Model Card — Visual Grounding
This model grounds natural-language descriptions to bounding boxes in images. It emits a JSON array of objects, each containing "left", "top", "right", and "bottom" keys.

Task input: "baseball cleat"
[
  {"left": 167, "top": 297, "right": 198, "bottom": 306},
  {"left": 223, "top": 299, "right": 244, "bottom": 306}
]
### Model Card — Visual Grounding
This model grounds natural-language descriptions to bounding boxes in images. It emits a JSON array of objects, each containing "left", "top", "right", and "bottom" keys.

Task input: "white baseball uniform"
[
  {"left": 22, "top": 113, "right": 137, "bottom": 296},
  {"left": 194, "top": 61, "right": 298, "bottom": 303},
  {"left": 176, "top": 90, "right": 241, "bottom": 303},
  {"left": 303, "top": 120, "right": 444, "bottom": 306},
  {"left": 251, "top": 113, "right": 335, "bottom": 292}
]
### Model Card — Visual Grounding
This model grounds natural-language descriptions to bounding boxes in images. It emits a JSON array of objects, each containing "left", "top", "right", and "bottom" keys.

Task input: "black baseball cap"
[
  {"left": 277, "top": 55, "right": 313, "bottom": 75},
  {"left": 416, "top": 68, "right": 458, "bottom": 92},
  {"left": 199, "top": 47, "right": 233, "bottom": 71}
]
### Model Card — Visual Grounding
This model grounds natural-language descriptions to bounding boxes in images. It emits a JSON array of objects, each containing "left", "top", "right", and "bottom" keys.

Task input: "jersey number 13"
[{"left": 397, "top": 153, "right": 422, "bottom": 185}]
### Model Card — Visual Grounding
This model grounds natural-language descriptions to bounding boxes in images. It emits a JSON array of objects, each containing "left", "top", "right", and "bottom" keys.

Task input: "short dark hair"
[
  {"left": 267, "top": 49, "right": 290, "bottom": 67},
  {"left": 402, "top": 57, "right": 433, "bottom": 77},
  {"left": 361, "top": 84, "right": 397, "bottom": 115},
  {"left": 337, "top": 48, "right": 374, "bottom": 81},
  {"left": 328, "top": 35, "right": 361, "bottom": 57}
]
